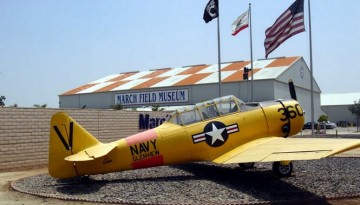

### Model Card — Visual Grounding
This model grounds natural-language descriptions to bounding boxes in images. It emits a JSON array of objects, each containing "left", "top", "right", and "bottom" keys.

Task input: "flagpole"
[
  {"left": 217, "top": 7, "right": 222, "bottom": 98},
  {"left": 203, "top": 0, "right": 222, "bottom": 97},
  {"left": 249, "top": 3, "right": 254, "bottom": 101},
  {"left": 307, "top": 0, "right": 315, "bottom": 137}
]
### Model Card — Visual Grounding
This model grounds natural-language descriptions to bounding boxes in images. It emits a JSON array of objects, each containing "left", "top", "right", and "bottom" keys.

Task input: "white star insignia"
[{"left": 206, "top": 123, "right": 225, "bottom": 145}]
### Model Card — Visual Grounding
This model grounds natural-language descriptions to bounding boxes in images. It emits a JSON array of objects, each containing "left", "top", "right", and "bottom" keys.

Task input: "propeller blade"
[
  {"left": 69, "top": 121, "right": 73, "bottom": 149},
  {"left": 288, "top": 80, "right": 297, "bottom": 100}
]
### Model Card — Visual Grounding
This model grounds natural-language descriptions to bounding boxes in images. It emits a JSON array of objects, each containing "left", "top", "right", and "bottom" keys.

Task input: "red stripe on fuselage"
[
  {"left": 125, "top": 129, "right": 158, "bottom": 146},
  {"left": 131, "top": 154, "right": 164, "bottom": 169}
]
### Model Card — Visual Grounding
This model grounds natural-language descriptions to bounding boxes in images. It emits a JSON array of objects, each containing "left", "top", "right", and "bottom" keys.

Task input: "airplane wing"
[
  {"left": 213, "top": 137, "right": 360, "bottom": 164},
  {"left": 65, "top": 143, "right": 117, "bottom": 162}
]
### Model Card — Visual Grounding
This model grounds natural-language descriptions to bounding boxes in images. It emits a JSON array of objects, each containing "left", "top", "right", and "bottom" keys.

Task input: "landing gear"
[
  {"left": 81, "top": 175, "right": 91, "bottom": 183},
  {"left": 239, "top": 162, "right": 255, "bottom": 170},
  {"left": 272, "top": 161, "right": 293, "bottom": 177}
]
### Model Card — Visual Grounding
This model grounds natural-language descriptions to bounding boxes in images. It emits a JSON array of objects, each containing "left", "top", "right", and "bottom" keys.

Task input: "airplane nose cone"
[{"left": 262, "top": 99, "right": 305, "bottom": 137}]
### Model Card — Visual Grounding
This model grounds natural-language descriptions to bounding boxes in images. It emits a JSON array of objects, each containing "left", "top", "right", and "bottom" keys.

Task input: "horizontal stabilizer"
[{"left": 65, "top": 143, "right": 117, "bottom": 162}]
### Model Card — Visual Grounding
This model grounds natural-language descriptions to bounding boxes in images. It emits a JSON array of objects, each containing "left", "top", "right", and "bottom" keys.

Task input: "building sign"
[
  {"left": 139, "top": 114, "right": 166, "bottom": 130},
  {"left": 115, "top": 89, "right": 189, "bottom": 106}
]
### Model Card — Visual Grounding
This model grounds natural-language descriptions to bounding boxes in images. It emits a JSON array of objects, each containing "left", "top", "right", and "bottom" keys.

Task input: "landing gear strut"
[{"left": 272, "top": 161, "right": 293, "bottom": 177}]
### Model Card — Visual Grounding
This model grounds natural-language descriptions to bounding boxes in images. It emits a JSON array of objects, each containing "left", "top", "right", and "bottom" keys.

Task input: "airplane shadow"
[
  {"left": 172, "top": 162, "right": 331, "bottom": 204},
  {"left": 53, "top": 162, "right": 331, "bottom": 204},
  {"left": 55, "top": 177, "right": 104, "bottom": 195},
  {"left": 54, "top": 171, "right": 199, "bottom": 195}
]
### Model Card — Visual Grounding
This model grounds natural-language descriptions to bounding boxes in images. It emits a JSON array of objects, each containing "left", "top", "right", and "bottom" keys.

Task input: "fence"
[{"left": 0, "top": 108, "right": 168, "bottom": 172}]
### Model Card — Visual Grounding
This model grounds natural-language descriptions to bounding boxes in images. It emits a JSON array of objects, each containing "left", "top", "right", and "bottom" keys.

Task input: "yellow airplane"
[{"left": 49, "top": 84, "right": 360, "bottom": 179}]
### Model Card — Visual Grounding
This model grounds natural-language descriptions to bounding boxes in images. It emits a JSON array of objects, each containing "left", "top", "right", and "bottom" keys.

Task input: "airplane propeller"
[
  {"left": 288, "top": 79, "right": 297, "bottom": 100},
  {"left": 277, "top": 80, "right": 298, "bottom": 138}
]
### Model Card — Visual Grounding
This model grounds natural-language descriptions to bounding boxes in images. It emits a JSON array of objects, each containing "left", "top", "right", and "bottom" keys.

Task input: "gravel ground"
[
  {"left": 12, "top": 157, "right": 360, "bottom": 205},
  {"left": 10, "top": 133, "right": 360, "bottom": 204}
]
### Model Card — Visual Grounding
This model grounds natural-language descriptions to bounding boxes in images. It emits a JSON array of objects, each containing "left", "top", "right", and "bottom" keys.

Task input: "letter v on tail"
[{"left": 53, "top": 121, "right": 73, "bottom": 151}]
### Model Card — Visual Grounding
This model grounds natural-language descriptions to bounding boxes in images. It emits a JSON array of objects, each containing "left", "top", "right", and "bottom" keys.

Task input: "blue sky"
[{"left": 1, "top": 0, "right": 359, "bottom": 108}]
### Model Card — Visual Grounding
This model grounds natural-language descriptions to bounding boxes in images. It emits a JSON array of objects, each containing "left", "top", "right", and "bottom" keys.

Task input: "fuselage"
[{"left": 70, "top": 98, "right": 304, "bottom": 177}]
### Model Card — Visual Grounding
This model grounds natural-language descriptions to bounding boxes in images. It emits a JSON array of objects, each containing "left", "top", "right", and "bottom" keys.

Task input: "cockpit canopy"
[{"left": 166, "top": 95, "right": 246, "bottom": 126}]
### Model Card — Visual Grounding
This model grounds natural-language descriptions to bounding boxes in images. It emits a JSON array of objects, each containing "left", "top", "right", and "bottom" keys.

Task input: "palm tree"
[
  {"left": 33, "top": 104, "right": 47, "bottom": 108},
  {"left": 151, "top": 104, "right": 165, "bottom": 111}
]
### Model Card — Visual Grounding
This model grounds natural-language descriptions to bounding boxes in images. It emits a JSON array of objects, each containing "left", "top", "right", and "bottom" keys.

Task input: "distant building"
[
  {"left": 321, "top": 93, "right": 360, "bottom": 125},
  {"left": 59, "top": 56, "right": 322, "bottom": 122}
]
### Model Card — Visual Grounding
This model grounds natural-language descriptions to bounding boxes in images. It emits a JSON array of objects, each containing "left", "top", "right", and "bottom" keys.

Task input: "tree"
[
  {"left": 348, "top": 99, "right": 360, "bottom": 132},
  {"left": 110, "top": 104, "right": 123, "bottom": 110},
  {"left": 0, "top": 95, "right": 5, "bottom": 107},
  {"left": 318, "top": 115, "right": 328, "bottom": 122}
]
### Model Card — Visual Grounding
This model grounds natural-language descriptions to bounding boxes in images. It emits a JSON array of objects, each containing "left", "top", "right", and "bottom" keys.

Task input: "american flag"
[{"left": 264, "top": 0, "right": 305, "bottom": 58}]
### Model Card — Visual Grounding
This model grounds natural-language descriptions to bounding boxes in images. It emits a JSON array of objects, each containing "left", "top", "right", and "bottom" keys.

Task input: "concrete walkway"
[{"left": 0, "top": 168, "right": 104, "bottom": 205}]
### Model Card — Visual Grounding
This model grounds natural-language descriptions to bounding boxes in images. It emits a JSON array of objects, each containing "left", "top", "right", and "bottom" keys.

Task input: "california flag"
[{"left": 231, "top": 10, "right": 249, "bottom": 36}]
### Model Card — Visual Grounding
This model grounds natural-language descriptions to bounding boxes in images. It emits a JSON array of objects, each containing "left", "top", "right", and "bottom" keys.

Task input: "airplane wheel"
[
  {"left": 272, "top": 162, "right": 293, "bottom": 177},
  {"left": 239, "top": 162, "right": 255, "bottom": 170}
]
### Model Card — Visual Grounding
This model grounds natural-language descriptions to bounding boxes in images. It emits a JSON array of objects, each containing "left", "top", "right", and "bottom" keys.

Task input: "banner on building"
[{"left": 115, "top": 89, "right": 189, "bottom": 106}]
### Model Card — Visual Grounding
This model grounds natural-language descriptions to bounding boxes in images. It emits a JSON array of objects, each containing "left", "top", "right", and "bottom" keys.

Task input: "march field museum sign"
[{"left": 115, "top": 89, "right": 189, "bottom": 106}]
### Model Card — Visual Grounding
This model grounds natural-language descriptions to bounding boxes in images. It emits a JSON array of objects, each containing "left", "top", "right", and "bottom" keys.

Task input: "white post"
[
  {"left": 308, "top": 0, "right": 315, "bottom": 137},
  {"left": 249, "top": 3, "right": 254, "bottom": 101}
]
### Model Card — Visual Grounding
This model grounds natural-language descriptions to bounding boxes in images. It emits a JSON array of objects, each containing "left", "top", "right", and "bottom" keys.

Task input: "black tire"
[
  {"left": 272, "top": 162, "right": 293, "bottom": 177},
  {"left": 239, "top": 162, "right": 255, "bottom": 170}
]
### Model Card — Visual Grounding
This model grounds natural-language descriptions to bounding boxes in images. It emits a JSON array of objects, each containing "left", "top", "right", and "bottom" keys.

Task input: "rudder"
[{"left": 48, "top": 112, "right": 100, "bottom": 178}]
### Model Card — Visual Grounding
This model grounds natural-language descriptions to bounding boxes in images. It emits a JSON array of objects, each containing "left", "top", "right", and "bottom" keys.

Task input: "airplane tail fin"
[{"left": 48, "top": 112, "right": 101, "bottom": 178}]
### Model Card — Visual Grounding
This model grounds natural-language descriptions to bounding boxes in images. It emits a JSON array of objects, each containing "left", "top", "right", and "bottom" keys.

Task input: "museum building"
[{"left": 59, "top": 56, "right": 322, "bottom": 122}]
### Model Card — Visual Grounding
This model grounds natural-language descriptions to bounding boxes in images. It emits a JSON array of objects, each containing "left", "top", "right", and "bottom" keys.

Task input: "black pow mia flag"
[{"left": 203, "top": 0, "right": 218, "bottom": 23}]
